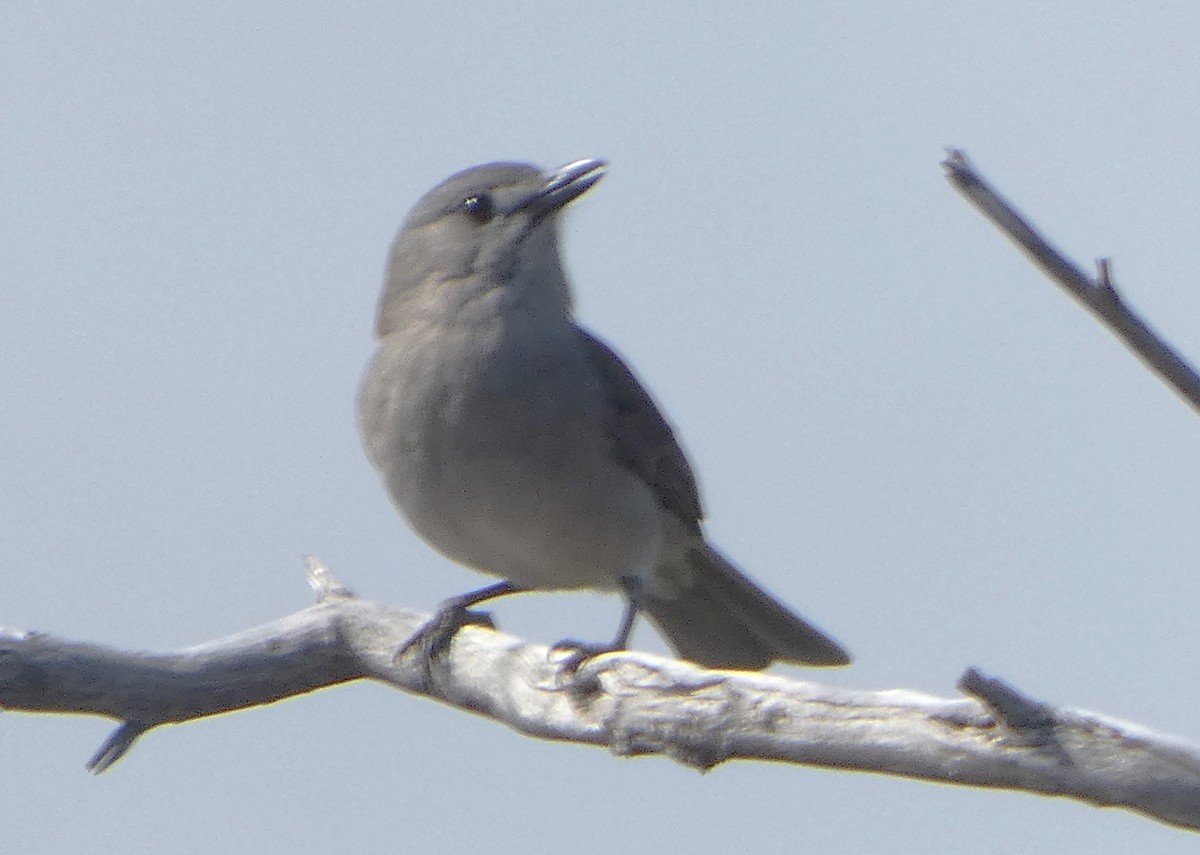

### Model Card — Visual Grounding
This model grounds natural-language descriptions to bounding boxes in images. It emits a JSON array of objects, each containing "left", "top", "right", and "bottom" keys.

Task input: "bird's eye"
[{"left": 460, "top": 193, "right": 495, "bottom": 223}]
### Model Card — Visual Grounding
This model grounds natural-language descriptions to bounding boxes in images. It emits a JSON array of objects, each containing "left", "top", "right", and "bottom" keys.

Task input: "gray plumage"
[{"left": 358, "top": 158, "right": 849, "bottom": 670}]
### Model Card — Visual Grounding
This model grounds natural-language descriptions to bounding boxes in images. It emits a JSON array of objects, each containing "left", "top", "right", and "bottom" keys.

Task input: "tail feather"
[{"left": 642, "top": 544, "right": 850, "bottom": 670}]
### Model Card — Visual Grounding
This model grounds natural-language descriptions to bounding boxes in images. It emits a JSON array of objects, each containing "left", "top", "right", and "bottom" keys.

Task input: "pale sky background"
[{"left": 4, "top": 4, "right": 1200, "bottom": 853}]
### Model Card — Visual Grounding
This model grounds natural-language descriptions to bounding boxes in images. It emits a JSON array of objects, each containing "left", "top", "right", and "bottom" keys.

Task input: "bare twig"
[
  {"left": 942, "top": 148, "right": 1200, "bottom": 414},
  {"left": 2, "top": 560, "right": 1199, "bottom": 833}
]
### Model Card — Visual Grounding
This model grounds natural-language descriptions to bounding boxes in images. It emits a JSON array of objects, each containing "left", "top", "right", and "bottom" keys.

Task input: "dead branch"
[
  {"left": 1, "top": 559, "right": 1198, "bottom": 832},
  {"left": 942, "top": 148, "right": 1200, "bottom": 414}
]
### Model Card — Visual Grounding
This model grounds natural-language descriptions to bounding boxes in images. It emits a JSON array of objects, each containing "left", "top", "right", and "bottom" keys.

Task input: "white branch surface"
[{"left": 2, "top": 560, "right": 1198, "bottom": 833}]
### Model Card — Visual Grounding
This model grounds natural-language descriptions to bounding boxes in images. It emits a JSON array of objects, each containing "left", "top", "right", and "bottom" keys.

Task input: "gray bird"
[{"left": 358, "top": 158, "right": 850, "bottom": 671}]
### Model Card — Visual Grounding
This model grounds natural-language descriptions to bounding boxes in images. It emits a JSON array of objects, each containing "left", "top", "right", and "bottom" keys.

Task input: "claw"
[
  {"left": 548, "top": 593, "right": 639, "bottom": 685},
  {"left": 395, "top": 606, "right": 498, "bottom": 689},
  {"left": 549, "top": 638, "right": 624, "bottom": 675},
  {"left": 393, "top": 581, "right": 524, "bottom": 683},
  {"left": 397, "top": 605, "right": 496, "bottom": 661}
]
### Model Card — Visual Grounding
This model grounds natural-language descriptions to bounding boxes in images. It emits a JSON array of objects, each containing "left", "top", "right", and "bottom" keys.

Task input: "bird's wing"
[{"left": 577, "top": 326, "right": 704, "bottom": 531}]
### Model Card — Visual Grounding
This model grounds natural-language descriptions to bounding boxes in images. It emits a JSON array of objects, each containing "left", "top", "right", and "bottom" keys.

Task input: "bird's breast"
[{"left": 358, "top": 314, "right": 663, "bottom": 589}]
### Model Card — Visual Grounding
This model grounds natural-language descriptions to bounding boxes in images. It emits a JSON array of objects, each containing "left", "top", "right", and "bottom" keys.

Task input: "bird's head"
[{"left": 376, "top": 159, "right": 607, "bottom": 337}]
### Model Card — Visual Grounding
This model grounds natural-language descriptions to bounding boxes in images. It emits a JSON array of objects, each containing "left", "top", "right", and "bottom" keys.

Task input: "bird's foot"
[
  {"left": 395, "top": 603, "right": 497, "bottom": 674},
  {"left": 549, "top": 638, "right": 625, "bottom": 678},
  {"left": 549, "top": 592, "right": 639, "bottom": 692},
  {"left": 393, "top": 581, "right": 525, "bottom": 685}
]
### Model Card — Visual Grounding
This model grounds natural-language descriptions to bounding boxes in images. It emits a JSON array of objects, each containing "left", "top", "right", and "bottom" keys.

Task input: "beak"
[{"left": 516, "top": 158, "right": 608, "bottom": 219}]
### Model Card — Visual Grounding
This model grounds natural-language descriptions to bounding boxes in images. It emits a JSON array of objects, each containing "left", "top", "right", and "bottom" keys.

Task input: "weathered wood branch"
[
  {"left": 2, "top": 559, "right": 1198, "bottom": 832},
  {"left": 942, "top": 148, "right": 1200, "bottom": 414}
]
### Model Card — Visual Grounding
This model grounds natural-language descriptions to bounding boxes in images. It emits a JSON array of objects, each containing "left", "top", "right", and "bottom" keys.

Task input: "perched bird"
[{"left": 358, "top": 158, "right": 850, "bottom": 670}]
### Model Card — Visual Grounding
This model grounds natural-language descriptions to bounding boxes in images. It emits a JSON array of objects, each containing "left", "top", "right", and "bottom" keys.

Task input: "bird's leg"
[
  {"left": 551, "top": 576, "right": 643, "bottom": 675},
  {"left": 396, "top": 580, "right": 526, "bottom": 669}
]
